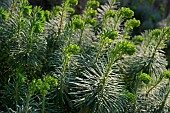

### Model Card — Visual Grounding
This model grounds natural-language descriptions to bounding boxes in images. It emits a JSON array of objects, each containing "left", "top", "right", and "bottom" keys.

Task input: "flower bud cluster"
[
  {"left": 161, "top": 70, "right": 170, "bottom": 79},
  {"left": 63, "top": 44, "right": 80, "bottom": 56},
  {"left": 119, "top": 41, "right": 136, "bottom": 55},
  {"left": 105, "top": 10, "right": 115, "bottom": 18},
  {"left": 69, "top": 0, "right": 78, "bottom": 6},
  {"left": 138, "top": 73, "right": 151, "bottom": 84},
  {"left": 72, "top": 15, "right": 85, "bottom": 29},
  {"left": 29, "top": 76, "right": 58, "bottom": 96},
  {"left": 125, "top": 18, "right": 140, "bottom": 29},
  {"left": 22, "top": 5, "right": 32, "bottom": 17},
  {"left": 105, "top": 31, "right": 119, "bottom": 40},
  {"left": 132, "top": 35, "right": 144, "bottom": 44},
  {"left": 120, "top": 7, "right": 134, "bottom": 18},
  {"left": 87, "top": 8, "right": 97, "bottom": 18},
  {"left": 53, "top": 6, "right": 62, "bottom": 15},
  {"left": 87, "top": 0, "right": 100, "bottom": 8},
  {"left": 122, "top": 91, "right": 136, "bottom": 103},
  {"left": 150, "top": 29, "right": 162, "bottom": 38}
]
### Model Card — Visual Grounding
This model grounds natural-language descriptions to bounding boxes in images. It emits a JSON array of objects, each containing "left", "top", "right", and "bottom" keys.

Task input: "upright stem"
[
  {"left": 42, "top": 95, "right": 45, "bottom": 113},
  {"left": 146, "top": 77, "right": 163, "bottom": 95},
  {"left": 151, "top": 32, "right": 165, "bottom": 59},
  {"left": 59, "top": 55, "right": 69, "bottom": 108},
  {"left": 114, "top": 11, "right": 122, "bottom": 30},
  {"left": 157, "top": 81, "right": 170, "bottom": 112},
  {"left": 57, "top": 2, "right": 67, "bottom": 41},
  {"left": 78, "top": 27, "right": 85, "bottom": 46},
  {"left": 15, "top": 80, "right": 19, "bottom": 110},
  {"left": 24, "top": 92, "right": 31, "bottom": 113},
  {"left": 68, "top": 23, "right": 73, "bottom": 45},
  {"left": 95, "top": 39, "right": 105, "bottom": 62}
]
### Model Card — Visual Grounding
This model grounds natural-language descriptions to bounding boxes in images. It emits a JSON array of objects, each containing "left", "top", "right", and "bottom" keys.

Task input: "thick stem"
[{"left": 42, "top": 95, "right": 45, "bottom": 113}]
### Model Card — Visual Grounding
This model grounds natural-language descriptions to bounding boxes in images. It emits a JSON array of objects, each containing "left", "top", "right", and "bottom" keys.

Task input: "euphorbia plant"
[{"left": 1, "top": 0, "right": 170, "bottom": 113}]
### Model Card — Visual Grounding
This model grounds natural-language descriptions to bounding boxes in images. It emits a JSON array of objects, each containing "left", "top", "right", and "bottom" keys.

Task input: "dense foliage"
[{"left": 0, "top": 0, "right": 170, "bottom": 113}]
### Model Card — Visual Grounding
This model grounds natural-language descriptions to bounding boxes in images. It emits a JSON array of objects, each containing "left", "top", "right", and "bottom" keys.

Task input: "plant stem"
[
  {"left": 68, "top": 22, "right": 73, "bottom": 45},
  {"left": 146, "top": 77, "right": 163, "bottom": 95},
  {"left": 78, "top": 27, "right": 85, "bottom": 46},
  {"left": 157, "top": 81, "right": 170, "bottom": 112},
  {"left": 15, "top": 80, "right": 19, "bottom": 106},
  {"left": 59, "top": 55, "right": 69, "bottom": 108},
  {"left": 24, "top": 92, "right": 31, "bottom": 113},
  {"left": 42, "top": 95, "right": 45, "bottom": 113},
  {"left": 57, "top": 2, "right": 67, "bottom": 42},
  {"left": 95, "top": 38, "right": 105, "bottom": 62}
]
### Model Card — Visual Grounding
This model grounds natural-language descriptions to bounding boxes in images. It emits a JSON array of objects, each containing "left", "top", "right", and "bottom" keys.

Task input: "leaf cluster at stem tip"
[{"left": 0, "top": 7, "right": 9, "bottom": 20}]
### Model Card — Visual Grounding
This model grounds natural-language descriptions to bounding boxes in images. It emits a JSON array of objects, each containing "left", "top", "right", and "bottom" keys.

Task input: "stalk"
[
  {"left": 68, "top": 22, "right": 73, "bottom": 45},
  {"left": 157, "top": 81, "right": 170, "bottom": 112},
  {"left": 42, "top": 95, "right": 45, "bottom": 113},
  {"left": 24, "top": 92, "right": 31, "bottom": 113},
  {"left": 59, "top": 55, "right": 69, "bottom": 108},
  {"left": 15, "top": 80, "right": 19, "bottom": 108},
  {"left": 57, "top": 1, "right": 68, "bottom": 41},
  {"left": 146, "top": 77, "right": 163, "bottom": 95},
  {"left": 95, "top": 38, "right": 105, "bottom": 62},
  {"left": 78, "top": 27, "right": 85, "bottom": 46}
]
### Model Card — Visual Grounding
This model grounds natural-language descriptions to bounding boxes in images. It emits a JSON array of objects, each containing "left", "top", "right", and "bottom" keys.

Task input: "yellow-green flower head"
[
  {"left": 122, "top": 91, "right": 136, "bottom": 103},
  {"left": 120, "top": 41, "right": 136, "bottom": 55},
  {"left": 72, "top": 14, "right": 82, "bottom": 19},
  {"left": 86, "top": 18, "right": 97, "bottom": 26},
  {"left": 28, "top": 79, "right": 37, "bottom": 93},
  {"left": 150, "top": 29, "right": 162, "bottom": 38},
  {"left": 37, "top": 9, "right": 45, "bottom": 21},
  {"left": 87, "top": 8, "right": 97, "bottom": 18},
  {"left": 164, "top": 27, "right": 170, "bottom": 34},
  {"left": 63, "top": 44, "right": 80, "bottom": 55},
  {"left": 138, "top": 73, "right": 151, "bottom": 84},
  {"left": 132, "top": 35, "right": 144, "bottom": 44},
  {"left": 87, "top": 0, "right": 100, "bottom": 8},
  {"left": 66, "top": 7, "right": 75, "bottom": 14},
  {"left": 69, "top": 0, "right": 78, "bottom": 6},
  {"left": 53, "top": 6, "right": 62, "bottom": 15},
  {"left": 161, "top": 70, "right": 170, "bottom": 79},
  {"left": 34, "top": 21, "right": 44, "bottom": 33},
  {"left": 35, "top": 79, "right": 43, "bottom": 91},
  {"left": 125, "top": 18, "right": 140, "bottom": 29},
  {"left": 105, "top": 31, "right": 119, "bottom": 40},
  {"left": 72, "top": 15, "right": 85, "bottom": 29},
  {"left": 44, "top": 10, "right": 50, "bottom": 20},
  {"left": 120, "top": 7, "right": 134, "bottom": 18},
  {"left": 44, "top": 76, "right": 58, "bottom": 88},
  {"left": 22, "top": 5, "right": 32, "bottom": 17},
  {"left": 105, "top": 10, "right": 115, "bottom": 18}
]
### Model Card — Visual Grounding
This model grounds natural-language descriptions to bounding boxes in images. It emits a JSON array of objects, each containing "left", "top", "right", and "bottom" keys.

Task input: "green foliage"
[
  {"left": 0, "top": 0, "right": 170, "bottom": 113},
  {"left": 138, "top": 73, "right": 151, "bottom": 84},
  {"left": 124, "top": 18, "right": 141, "bottom": 29},
  {"left": 0, "top": 7, "right": 8, "bottom": 20},
  {"left": 132, "top": 35, "right": 144, "bottom": 44},
  {"left": 120, "top": 7, "right": 134, "bottom": 18}
]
